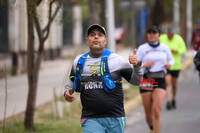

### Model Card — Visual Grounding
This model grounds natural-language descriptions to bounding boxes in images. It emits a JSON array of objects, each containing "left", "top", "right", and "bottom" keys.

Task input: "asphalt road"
[{"left": 125, "top": 64, "right": 200, "bottom": 133}]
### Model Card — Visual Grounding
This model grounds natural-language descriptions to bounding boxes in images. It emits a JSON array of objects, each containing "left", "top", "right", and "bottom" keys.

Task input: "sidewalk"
[{"left": 0, "top": 48, "right": 194, "bottom": 121}]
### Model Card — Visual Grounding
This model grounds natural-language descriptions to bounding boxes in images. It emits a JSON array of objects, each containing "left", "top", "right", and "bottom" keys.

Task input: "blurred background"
[
  {"left": 1, "top": 0, "right": 200, "bottom": 62},
  {"left": 0, "top": 0, "right": 200, "bottom": 133}
]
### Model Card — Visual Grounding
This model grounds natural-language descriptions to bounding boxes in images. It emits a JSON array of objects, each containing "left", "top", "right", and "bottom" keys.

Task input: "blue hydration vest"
[{"left": 73, "top": 49, "right": 116, "bottom": 93}]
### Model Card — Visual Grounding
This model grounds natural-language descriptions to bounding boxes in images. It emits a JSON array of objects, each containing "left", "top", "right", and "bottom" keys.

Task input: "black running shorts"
[
  {"left": 167, "top": 70, "right": 180, "bottom": 78},
  {"left": 139, "top": 74, "right": 166, "bottom": 93}
]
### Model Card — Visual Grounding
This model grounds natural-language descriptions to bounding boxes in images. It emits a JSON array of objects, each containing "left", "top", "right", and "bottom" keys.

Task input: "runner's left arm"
[
  {"left": 129, "top": 65, "right": 143, "bottom": 85},
  {"left": 177, "top": 35, "right": 187, "bottom": 55},
  {"left": 119, "top": 56, "right": 143, "bottom": 86}
]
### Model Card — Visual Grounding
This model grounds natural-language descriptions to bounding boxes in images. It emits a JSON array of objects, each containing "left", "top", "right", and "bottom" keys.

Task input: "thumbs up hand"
[{"left": 129, "top": 49, "right": 139, "bottom": 66}]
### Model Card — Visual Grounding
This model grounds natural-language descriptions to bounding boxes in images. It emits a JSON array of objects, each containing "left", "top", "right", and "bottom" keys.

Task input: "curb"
[
  {"left": 181, "top": 57, "right": 193, "bottom": 71},
  {"left": 124, "top": 57, "right": 194, "bottom": 114},
  {"left": 125, "top": 95, "right": 142, "bottom": 113}
]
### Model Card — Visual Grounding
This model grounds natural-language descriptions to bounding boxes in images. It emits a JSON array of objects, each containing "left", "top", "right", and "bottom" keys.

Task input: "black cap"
[
  {"left": 87, "top": 24, "right": 106, "bottom": 36},
  {"left": 147, "top": 25, "right": 160, "bottom": 33}
]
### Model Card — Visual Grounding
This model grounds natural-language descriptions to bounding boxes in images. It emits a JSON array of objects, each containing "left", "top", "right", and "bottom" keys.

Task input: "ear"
[
  {"left": 85, "top": 37, "right": 88, "bottom": 43},
  {"left": 104, "top": 37, "right": 108, "bottom": 45}
]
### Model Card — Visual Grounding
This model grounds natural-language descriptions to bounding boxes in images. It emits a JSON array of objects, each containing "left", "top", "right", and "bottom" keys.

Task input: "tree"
[
  {"left": 24, "top": 0, "right": 62, "bottom": 131},
  {"left": 151, "top": 0, "right": 166, "bottom": 26},
  {"left": 88, "top": 0, "right": 99, "bottom": 25},
  {"left": 99, "top": 0, "right": 106, "bottom": 27}
]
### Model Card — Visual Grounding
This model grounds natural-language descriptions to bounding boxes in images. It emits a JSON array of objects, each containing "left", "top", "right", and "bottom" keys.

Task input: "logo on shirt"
[
  {"left": 84, "top": 81, "right": 103, "bottom": 90},
  {"left": 88, "top": 62, "right": 100, "bottom": 75}
]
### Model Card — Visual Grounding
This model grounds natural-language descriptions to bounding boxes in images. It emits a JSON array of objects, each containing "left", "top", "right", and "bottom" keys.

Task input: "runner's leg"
[
  {"left": 165, "top": 74, "right": 171, "bottom": 102},
  {"left": 165, "top": 74, "right": 172, "bottom": 109},
  {"left": 105, "top": 117, "right": 126, "bottom": 133},
  {"left": 82, "top": 118, "right": 106, "bottom": 133},
  {"left": 141, "top": 92, "right": 153, "bottom": 130},
  {"left": 172, "top": 77, "right": 178, "bottom": 100},
  {"left": 152, "top": 89, "right": 166, "bottom": 133}
]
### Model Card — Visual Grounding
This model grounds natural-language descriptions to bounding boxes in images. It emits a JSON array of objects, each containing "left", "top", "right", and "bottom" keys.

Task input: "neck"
[
  {"left": 148, "top": 41, "right": 160, "bottom": 48},
  {"left": 149, "top": 41, "right": 158, "bottom": 44},
  {"left": 89, "top": 48, "right": 104, "bottom": 58}
]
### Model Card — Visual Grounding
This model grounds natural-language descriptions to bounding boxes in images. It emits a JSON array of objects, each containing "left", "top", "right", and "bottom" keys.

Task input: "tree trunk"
[
  {"left": 24, "top": 0, "right": 61, "bottom": 130},
  {"left": 151, "top": 0, "right": 166, "bottom": 26},
  {"left": 24, "top": 13, "right": 44, "bottom": 132},
  {"left": 24, "top": 0, "right": 37, "bottom": 130},
  {"left": 181, "top": 0, "right": 187, "bottom": 43},
  {"left": 88, "top": 0, "right": 99, "bottom": 25},
  {"left": 24, "top": 72, "right": 38, "bottom": 131},
  {"left": 100, "top": 0, "right": 106, "bottom": 27}
]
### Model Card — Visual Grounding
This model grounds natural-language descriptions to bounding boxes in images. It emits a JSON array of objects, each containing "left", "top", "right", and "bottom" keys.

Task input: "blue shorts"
[{"left": 81, "top": 117, "right": 126, "bottom": 133}]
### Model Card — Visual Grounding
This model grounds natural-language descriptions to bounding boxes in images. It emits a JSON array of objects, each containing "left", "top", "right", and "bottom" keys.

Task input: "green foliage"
[
  {"left": 0, "top": 118, "right": 82, "bottom": 133},
  {"left": 0, "top": 97, "right": 82, "bottom": 133}
]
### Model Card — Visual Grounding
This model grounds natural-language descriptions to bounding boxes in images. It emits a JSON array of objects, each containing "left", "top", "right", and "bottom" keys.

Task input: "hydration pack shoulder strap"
[
  {"left": 73, "top": 52, "right": 89, "bottom": 92},
  {"left": 73, "top": 49, "right": 116, "bottom": 93},
  {"left": 100, "top": 49, "right": 116, "bottom": 92}
]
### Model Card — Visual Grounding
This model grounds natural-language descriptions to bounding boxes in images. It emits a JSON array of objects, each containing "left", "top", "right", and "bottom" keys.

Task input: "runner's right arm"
[{"left": 64, "top": 55, "right": 81, "bottom": 100}]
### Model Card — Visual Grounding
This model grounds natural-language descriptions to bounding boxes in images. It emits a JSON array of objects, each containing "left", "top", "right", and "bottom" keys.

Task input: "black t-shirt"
[{"left": 65, "top": 52, "right": 141, "bottom": 118}]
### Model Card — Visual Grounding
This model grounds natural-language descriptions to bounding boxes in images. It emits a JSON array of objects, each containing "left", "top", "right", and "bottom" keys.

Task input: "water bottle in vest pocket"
[{"left": 102, "top": 74, "right": 116, "bottom": 92}]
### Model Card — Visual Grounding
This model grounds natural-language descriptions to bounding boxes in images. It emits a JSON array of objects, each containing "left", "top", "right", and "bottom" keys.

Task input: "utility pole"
[
  {"left": 186, "top": 0, "right": 192, "bottom": 47},
  {"left": 173, "top": 0, "right": 180, "bottom": 34},
  {"left": 72, "top": 4, "right": 82, "bottom": 46},
  {"left": 105, "top": 0, "right": 116, "bottom": 52},
  {"left": 130, "top": 0, "right": 136, "bottom": 48},
  {"left": 8, "top": 0, "right": 19, "bottom": 75}
]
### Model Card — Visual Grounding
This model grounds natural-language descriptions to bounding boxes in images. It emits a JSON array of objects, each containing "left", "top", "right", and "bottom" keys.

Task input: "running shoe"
[
  {"left": 172, "top": 100, "right": 176, "bottom": 109},
  {"left": 166, "top": 101, "right": 172, "bottom": 110}
]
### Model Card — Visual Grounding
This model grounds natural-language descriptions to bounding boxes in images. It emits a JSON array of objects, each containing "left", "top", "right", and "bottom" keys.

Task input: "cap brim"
[
  {"left": 147, "top": 29, "right": 159, "bottom": 33},
  {"left": 87, "top": 24, "right": 106, "bottom": 36}
]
